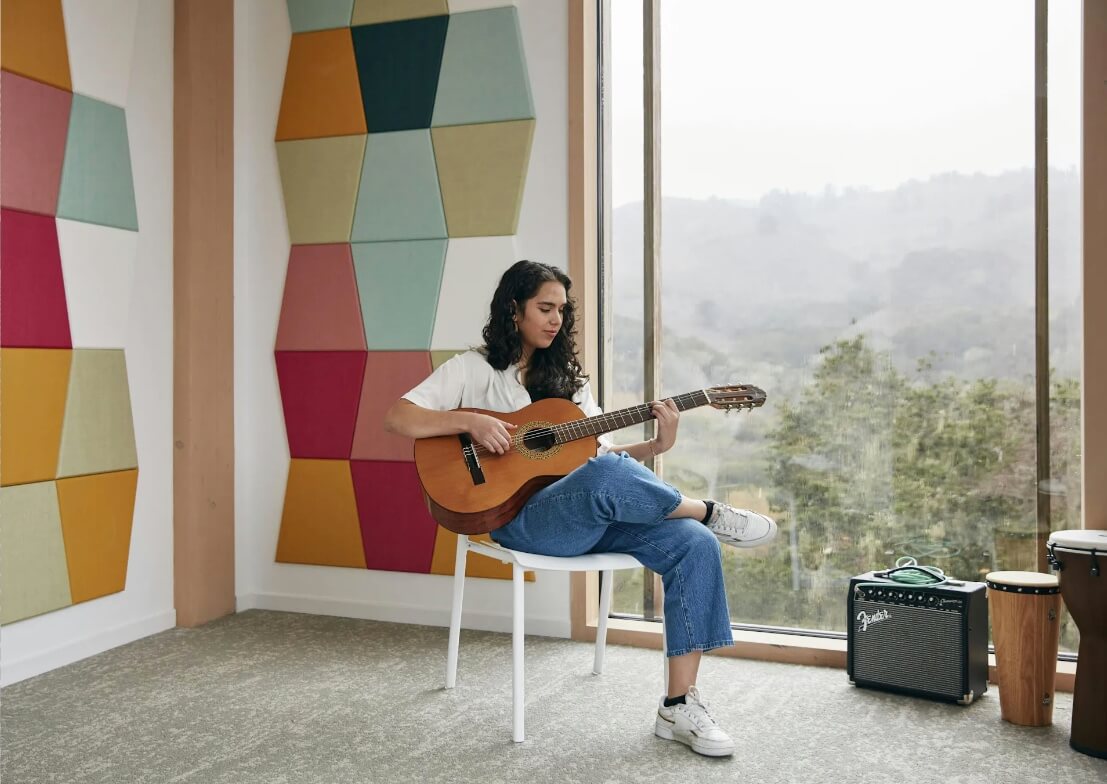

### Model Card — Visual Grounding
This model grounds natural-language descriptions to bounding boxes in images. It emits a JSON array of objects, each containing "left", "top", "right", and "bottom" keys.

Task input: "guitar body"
[
  {"left": 414, "top": 397, "right": 599, "bottom": 535},
  {"left": 412, "top": 382, "right": 765, "bottom": 535}
]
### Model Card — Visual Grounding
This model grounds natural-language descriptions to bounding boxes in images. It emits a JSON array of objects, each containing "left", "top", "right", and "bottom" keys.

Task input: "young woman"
[{"left": 384, "top": 260, "right": 777, "bottom": 757}]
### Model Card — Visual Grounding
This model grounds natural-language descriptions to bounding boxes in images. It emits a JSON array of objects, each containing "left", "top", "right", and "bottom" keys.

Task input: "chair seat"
[
  {"left": 447, "top": 534, "right": 661, "bottom": 742},
  {"left": 468, "top": 539, "right": 644, "bottom": 572}
]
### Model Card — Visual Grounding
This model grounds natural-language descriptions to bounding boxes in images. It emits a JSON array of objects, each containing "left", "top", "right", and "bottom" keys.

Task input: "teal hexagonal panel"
[
  {"left": 56, "top": 94, "right": 138, "bottom": 231},
  {"left": 351, "top": 129, "right": 446, "bottom": 242},
  {"left": 352, "top": 239, "right": 447, "bottom": 349},
  {"left": 286, "top": 0, "right": 355, "bottom": 33},
  {"left": 431, "top": 6, "right": 533, "bottom": 127}
]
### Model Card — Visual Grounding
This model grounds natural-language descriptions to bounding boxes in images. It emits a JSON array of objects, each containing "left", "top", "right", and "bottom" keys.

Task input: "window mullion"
[
  {"left": 1034, "top": 0, "right": 1051, "bottom": 572},
  {"left": 641, "top": 0, "right": 663, "bottom": 620}
]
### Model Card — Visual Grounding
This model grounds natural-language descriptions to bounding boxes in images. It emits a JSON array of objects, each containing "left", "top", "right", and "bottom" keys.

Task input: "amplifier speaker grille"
[
  {"left": 847, "top": 572, "right": 989, "bottom": 704},
  {"left": 851, "top": 600, "right": 964, "bottom": 698}
]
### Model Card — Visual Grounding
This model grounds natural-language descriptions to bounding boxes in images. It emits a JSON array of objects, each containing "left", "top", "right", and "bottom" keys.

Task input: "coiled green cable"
[{"left": 856, "top": 556, "right": 949, "bottom": 594}]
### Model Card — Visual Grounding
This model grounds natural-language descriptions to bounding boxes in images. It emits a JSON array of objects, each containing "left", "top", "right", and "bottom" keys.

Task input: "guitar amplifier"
[{"left": 847, "top": 572, "right": 989, "bottom": 705}]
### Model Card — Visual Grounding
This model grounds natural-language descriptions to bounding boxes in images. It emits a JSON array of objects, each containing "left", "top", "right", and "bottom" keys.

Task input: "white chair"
[{"left": 445, "top": 534, "right": 667, "bottom": 743}]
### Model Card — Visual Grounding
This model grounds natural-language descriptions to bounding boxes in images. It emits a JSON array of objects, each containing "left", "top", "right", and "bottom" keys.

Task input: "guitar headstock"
[{"left": 705, "top": 384, "right": 766, "bottom": 412}]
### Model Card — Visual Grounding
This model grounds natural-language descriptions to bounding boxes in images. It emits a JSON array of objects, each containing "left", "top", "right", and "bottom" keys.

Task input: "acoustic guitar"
[{"left": 413, "top": 384, "right": 766, "bottom": 535}]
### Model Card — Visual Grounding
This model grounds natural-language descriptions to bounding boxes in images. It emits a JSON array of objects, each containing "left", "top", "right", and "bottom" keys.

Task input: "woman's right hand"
[{"left": 465, "top": 412, "right": 517, "bottom": 455}]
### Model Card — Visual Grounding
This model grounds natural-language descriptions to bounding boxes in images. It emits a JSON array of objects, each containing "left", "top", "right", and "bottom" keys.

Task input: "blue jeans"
[{"left": 490, "top": 452, "right": 735, "bottom": 657}]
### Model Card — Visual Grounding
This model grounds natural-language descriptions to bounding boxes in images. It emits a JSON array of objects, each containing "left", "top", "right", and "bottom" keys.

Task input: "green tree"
[
  {"left": 762, "top": 335, "right": 1040, "bottom": 630},
  {"left": 613, "top": 330, "right": 1081, "bottom": 644}
]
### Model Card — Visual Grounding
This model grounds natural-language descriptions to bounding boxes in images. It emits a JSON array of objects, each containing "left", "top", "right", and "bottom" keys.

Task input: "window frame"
[{"left": 567, "top": 0, "right": 1105, "bottom": 690}]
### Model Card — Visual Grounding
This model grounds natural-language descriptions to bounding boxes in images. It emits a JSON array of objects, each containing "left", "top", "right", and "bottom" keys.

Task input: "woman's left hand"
[{"left": 649, "top": 399, "right": 680, "bottom": 454}]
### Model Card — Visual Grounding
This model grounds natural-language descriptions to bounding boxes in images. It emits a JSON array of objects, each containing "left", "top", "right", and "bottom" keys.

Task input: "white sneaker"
[
  {"left": 654, "top": 685, "right": 736, "bottom": 757},
  {"left": 705, "top": 503, "right": 777, "bottom": 548}
]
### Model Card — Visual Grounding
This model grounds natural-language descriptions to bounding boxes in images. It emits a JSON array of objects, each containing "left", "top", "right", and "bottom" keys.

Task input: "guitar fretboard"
[{"left": 552, "top": 390, "right": 710, "bottom": 444}]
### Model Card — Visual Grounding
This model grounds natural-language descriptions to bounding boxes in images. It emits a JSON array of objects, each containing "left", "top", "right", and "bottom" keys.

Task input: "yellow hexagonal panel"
[{"left": 431, "top": 119, "right": 533, "bottom": 237}]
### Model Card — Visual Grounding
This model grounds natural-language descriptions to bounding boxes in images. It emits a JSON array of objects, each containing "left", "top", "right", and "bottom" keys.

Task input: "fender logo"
[{"left": 857, "top": 609, "right": 890, "bottom": 632}]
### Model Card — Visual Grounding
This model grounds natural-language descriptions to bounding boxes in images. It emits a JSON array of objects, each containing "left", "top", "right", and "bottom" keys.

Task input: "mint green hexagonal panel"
[
  {"left": 56, "top": 94, "right": 138, "bottom": 231},
  {"left": 352, "top": 239, "right": 447, "bottom": 349},
  {"left": 351, "top": 130, "right": 446, "bottom": 242},
  {"left": 286, "top": 0, "right": 354, "bottom": 32},
  {"left": 431, "top": 6, "right": 533, "bottom": 127}
]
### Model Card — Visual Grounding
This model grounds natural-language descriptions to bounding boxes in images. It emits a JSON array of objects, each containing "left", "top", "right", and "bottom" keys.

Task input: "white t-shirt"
[{"left": 402, "top": 350, "right": 614, "bottom": 454}]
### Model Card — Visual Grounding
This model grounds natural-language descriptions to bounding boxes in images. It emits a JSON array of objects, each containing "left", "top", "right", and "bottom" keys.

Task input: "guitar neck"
[{"left": 554, "top": 389, "right": 711, "bottom": 444}]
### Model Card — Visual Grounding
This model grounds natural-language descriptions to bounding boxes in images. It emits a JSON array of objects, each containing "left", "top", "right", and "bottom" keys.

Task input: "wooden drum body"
[
  {"left": 985, "top": 571, "right": 1061, "bottom": 727},
  {"left": 1048, "top": 529, "right": 1107, "bottom": 760}
]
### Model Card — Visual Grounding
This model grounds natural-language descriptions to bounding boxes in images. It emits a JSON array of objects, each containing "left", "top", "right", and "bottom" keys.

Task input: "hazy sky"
[{"left": 609, "top": 0, "right": 1082, "bottom": 206}]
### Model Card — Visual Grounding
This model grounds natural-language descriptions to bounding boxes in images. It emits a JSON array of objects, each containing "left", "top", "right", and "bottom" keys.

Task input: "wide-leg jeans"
[{"left": 490, "top": 452, "right": 735, "bottom": 657}]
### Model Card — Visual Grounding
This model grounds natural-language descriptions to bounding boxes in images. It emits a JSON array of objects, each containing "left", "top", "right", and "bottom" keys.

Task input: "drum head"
[
  {"left": 1047, "top": 529, "right": 1107, "bottom": 552},
  {"left": 986, "top": 570, "right": 1059, "bottom": 589}
]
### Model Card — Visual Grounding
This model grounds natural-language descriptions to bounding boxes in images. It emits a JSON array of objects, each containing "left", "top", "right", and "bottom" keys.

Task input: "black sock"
[
  {"left": 663, "top": 694, "right": 687, "bottom": 707},
  {"left": 701, "top": 500, "right": 715, "bottom": 524}
]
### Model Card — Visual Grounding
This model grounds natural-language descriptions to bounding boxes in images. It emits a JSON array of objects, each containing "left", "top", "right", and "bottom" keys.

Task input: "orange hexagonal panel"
[
  {"left": 56, "top": 469, "right": 138, "bottom": 604},
  {"left": 277, "top": 28, "right": 367, "bottom": 141}
]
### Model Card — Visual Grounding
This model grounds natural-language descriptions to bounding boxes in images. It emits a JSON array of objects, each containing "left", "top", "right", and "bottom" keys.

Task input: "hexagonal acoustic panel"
[
  {"left": 0, "top": 0, "right": 142, "bottom": 624},
  {"left": 274, "top": 1, "right": 534, "bottom": 580}
]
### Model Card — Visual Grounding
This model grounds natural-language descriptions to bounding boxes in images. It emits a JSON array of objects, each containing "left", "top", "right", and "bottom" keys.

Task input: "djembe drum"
[
  {"left": 1047, "top": 529, "right": 1107, "bottom": 759},
  {"left": 985, "top": 571, "right": 1061, "bottom": 726}
]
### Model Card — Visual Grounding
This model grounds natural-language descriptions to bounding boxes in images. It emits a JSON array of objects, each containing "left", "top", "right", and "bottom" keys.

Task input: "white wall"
[
  {"left": 234, "top": 0, "right": 574, "bottom": 637},
  {"left": 1, "top": 0, "right": 176, "bottom": 686}
]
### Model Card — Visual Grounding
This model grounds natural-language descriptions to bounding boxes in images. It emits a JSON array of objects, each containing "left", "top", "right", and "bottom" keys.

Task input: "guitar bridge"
[{"left": 459, "top": 434, "right": 486, "bottom": 486}]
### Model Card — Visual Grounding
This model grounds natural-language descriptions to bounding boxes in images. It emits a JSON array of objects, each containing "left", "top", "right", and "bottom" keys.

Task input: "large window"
[{"left": 602, "top": 0, "right": 1083, "bottom": 650}]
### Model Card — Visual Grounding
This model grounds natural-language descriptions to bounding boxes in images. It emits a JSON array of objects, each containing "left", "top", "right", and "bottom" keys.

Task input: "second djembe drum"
[{"left": 985, "top": 570, "right": 1061, "bottom": 727}]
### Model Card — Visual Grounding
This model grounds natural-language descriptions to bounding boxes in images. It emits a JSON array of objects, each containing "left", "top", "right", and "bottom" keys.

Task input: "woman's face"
[{"left": 515, "top": 281, "right": 567, "bottom": 355}]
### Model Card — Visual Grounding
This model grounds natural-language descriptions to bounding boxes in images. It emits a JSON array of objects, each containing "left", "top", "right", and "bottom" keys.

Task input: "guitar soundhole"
[
  {"left": 516, "top": 420, "right": 560, "bottom": 461},
  {"left": 522, "top": 429, "right": 556, "bottom": 451}
]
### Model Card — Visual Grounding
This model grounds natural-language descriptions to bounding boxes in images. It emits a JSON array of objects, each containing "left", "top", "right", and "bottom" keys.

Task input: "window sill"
[{"left": 581, "top": 615, "right": 1077, "bottom": 693}]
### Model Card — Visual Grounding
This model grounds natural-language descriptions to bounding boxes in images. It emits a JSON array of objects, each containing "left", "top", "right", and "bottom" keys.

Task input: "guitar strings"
[{"left": 466, "top": 391, "right": 714, "bottom": 458}]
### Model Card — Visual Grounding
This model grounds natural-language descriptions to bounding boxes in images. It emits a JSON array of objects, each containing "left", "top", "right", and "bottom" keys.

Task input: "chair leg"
[
  {"left": 662, "top": 611, "right": 669, "bottom": 694},
  {"left": 512, "top": 562, "right": 525, "bottom": 743},
  {"left": 593, "top": 569, "right": 613, "bottom": 675},
  {"left": 445, "top": 535, "right": 468, "bottom": 689}
]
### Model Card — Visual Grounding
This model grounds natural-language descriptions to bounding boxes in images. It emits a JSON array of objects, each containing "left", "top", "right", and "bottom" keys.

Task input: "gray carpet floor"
[{"left": 2, "top": 609, "right": 1105, "bottom": 784}]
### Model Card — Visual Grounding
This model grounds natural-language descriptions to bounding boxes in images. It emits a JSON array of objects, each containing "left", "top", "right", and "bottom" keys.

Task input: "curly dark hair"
[{"left": 481, "top": 260, "right": 586, "bottom": 401}]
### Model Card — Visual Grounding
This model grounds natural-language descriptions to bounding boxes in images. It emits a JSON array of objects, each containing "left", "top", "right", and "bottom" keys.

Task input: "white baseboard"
[
  {"left": 0, "top": 597, "right": 568, "bottom": 688},
  {"left": 241, "top": 591, "right": 570, "bottom": 638},
  {"left": 1, "top": 609, "right": 177, "bottom": 687}
]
